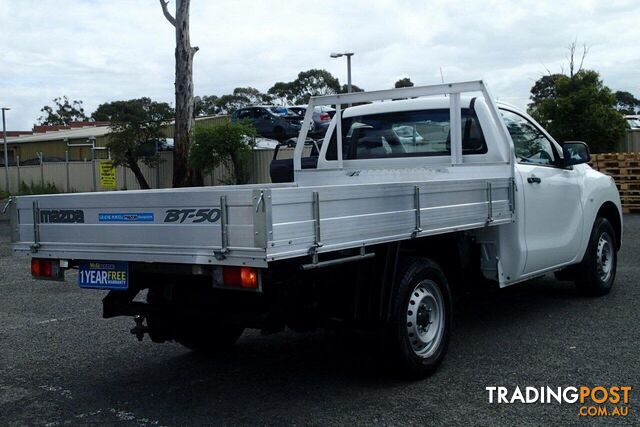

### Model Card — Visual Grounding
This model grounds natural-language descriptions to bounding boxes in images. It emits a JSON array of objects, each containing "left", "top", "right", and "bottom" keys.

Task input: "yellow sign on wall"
[{"left": 99, "top": 160, "right": 117, "bottom": 190}]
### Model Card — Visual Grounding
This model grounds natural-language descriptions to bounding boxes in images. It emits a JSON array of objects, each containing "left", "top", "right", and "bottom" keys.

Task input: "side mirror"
[{"left": 562, "top": 141, "right": 591, "bottom": 166}]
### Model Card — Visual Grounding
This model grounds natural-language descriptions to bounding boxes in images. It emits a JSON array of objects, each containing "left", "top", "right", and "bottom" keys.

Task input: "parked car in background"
[
  {"left": 625, "top": 115, "right": 640, "bottom": 129},
  {"left": 248, "top": 136, "right": 281, "bottom": 150},
  {"left": 231, "top": 106, "right": 302, "bottom": 141},
  {"left": 288, "top": 105, "right": 336, "bottom": 136},
  {"left": 19, "top": 156, "right": 66, "bottom": 166}
]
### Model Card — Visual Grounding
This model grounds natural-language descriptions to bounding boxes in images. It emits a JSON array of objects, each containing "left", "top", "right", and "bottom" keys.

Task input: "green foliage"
[
  {"left": 18, "top": 181, "right": 60, "bottom": 195},
  {"left": 198, "top": 70, "right": 365, "bottom": 115},
  {"left": 340, "top": 83, "right": 364, "bottom": 93},
  {"left": 394, "top": 78, "right": 414, "bottom": 88},
  {"left": 268, "top": 69, "right": 349, "bottom": 105},
  {"left": 105, "top": 98, "right": 174, "bottom": 189},
  {"left": 38, "top": 96, "right": 87, "bottom": 125},
  {"left": 528, "top": 74, "right": 564, "bottom": 109},
  {"left": 268, "top": 81, "right": 296, "bottom": 105},
  {"left": 215, "top": 87, "right": 272, "bottom": 114},
  {"left": 614, "top": 91, "right": 640, "bottom": 115},
  {"left": 92, "top": 99, "right": 142, "bottom": 121},
  {"left": 194, "top": 95, "right": 221, "bottom": 116},
  {"left": 527, "top": 70, "right": 627, "bottom": 153},
  {"left": 190, "top": 121, "right": 257, "bottom": 185},
  {"left": 292, "top": 69, "right": 341, "bottom": 104},
  {"left": 0, "top": 190, "right": 10, "bottom": 200},
  {"left": 233, "top": 87, "right": 271, "bottom": 105}
]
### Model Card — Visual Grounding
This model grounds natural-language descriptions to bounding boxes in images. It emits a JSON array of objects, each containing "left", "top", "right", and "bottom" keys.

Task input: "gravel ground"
[{"left": 0, "top": 217, "right": 638, "bottom": 426}]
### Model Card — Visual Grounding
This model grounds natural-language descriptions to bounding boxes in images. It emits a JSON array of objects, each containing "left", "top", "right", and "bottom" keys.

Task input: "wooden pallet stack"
[{"left": 590, "top": 152, "right": 640, "bottom": 214}]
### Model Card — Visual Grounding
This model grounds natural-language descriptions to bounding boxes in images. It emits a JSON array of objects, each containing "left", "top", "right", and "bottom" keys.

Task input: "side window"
[
  {"left": 500, "top": 110, "right": 556, "bottom": 165},
  {"left": 326, "top": 108, "right": 486, "bottom": 160},
  {"left": 255, "top": 108, "right": 270, "bottom": 120},
  {"left": 236, "top": 109, "right": 251, "bottom": 120}
]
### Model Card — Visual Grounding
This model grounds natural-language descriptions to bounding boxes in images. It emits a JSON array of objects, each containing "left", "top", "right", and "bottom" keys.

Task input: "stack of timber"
[{"left": 590, "top": 152, "right": 640, "bottom": 214}]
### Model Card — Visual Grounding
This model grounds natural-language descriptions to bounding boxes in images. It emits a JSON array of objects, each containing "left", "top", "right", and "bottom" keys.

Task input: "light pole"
[
  {"left": 1, "top": 107, "right": 10, "bottom": 193},
  {"left": 330, "top": 52, "right": 354, "bottom": 94}
]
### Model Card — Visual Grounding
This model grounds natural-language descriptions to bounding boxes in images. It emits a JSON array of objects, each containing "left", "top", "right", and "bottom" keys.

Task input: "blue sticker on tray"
[{"left": 98, "top": 213, "right": 154, "bottom": 222}]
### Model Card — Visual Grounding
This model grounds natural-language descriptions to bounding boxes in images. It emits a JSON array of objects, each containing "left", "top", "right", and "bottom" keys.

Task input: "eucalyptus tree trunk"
[{"left": 159, "top": 0, "right": 202, "bottom": 187}]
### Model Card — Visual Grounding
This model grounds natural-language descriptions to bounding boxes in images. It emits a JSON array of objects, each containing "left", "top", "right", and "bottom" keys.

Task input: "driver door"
[
  {"left": 252, "top": 108, "right": 272, "bottom": 136},
  {"left": 501, "top": 109, "right": 584, "bottom": 275}
]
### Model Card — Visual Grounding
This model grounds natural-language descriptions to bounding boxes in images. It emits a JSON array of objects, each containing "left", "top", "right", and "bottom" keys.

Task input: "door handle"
[{"left": 527, "top": 176, "right": 541, "bottom": 184}]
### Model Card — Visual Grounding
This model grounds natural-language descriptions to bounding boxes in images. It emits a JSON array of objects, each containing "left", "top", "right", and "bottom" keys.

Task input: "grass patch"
[
  {"left": 18, "top": 182, "right": 61, "bottom": 195},
  {"left": 1, "top": 182, "right": 65, "bottom": 201}
]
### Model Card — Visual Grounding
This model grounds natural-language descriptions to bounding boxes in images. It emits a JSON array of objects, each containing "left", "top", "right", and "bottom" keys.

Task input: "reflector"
[{"left": 31, "top": 258, "right": 53, "bottom": 278}]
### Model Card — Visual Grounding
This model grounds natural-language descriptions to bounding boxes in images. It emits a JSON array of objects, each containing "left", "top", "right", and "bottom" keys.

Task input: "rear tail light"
[
  {"left": 221, "top": 266, "right": 259, "bottom": 290},
  {"left": 320, "top": 113, "right": 331, "bottom": 121},
  {"left": 31, "top": 258, "right": 43, "bottom": 276},
  {"left": 31, "top": 258, "right": 64, "bottom": 280}
]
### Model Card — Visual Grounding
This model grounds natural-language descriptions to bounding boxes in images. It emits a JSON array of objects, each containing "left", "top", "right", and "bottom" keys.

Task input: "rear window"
[
  {"left": 235, "top": 109, "right": 252, "bottom": 120},
  {"left": 269, "top": 107, "right": 296, "bottom": 116},
  {"left": 326, "top": 108, "right": 486, "bottom": 160}
]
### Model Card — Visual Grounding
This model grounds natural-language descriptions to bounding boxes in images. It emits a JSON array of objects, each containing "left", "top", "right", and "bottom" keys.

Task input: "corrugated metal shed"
[
  {"left": 5, "top": 126, "right": 111, "bottom": 144},
  {"left": 2, "top": 115, "right": 229, "bottom": 163}
]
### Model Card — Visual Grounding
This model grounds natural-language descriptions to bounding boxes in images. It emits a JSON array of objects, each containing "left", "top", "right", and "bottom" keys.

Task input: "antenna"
[{"left": 439, "top": 67, "right": 444, "bottom": 84}]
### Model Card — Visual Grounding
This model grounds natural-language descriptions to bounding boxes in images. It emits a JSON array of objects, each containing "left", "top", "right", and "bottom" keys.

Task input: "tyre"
[
  {"left": 388, "top": 257, "right": 452, "bottom": 378},
  {"left": 273, "top": 126, "right": 285, "bottom": 141},
  {"left": 574, "top": 217, "right": 617, "bottom": 296}
]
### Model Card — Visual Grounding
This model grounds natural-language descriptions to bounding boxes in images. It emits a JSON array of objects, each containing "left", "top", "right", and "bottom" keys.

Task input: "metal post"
[
  {"left": 16, "top": 155, "right": 20, "bottom": 189},
  {"left": 92, "top": 154, "right": 97, "bottom": 192},
  {"left": 486, "top": 181, "right": 494, "bottom": 224},
  {"left": 449, "top": 93, "right": 462, "bottom": 165},
  {"left": 335, "top": 103, "right": 343, "bottom": 169},
  {"left": 346, "top": 54, "right": 352, "bottom": 94},
  {"left": 65, "top": 150, "right": 70, "bottom": 192},
  {"left": 39, "top": 152, "right": 44, "bottom": 186},
  {"left": 155, "top": 141, "right": 160, "bottom": 189},
  {"left": 330, "top": 52, "right": 354, "bottom": 106},
  {"left": 413, "top": 186, "right": 422, "bottom": 237},
  {"left": 31, "top": 200, "right": 41, "bottom": 253},
  {"left": 2, "top": 107, "right": 9, "bottom": 193}
]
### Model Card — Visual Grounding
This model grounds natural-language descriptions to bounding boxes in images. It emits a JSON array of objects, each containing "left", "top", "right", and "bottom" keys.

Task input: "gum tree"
[{"left": 159, "top": 0, "right": 201, "bottom": 187}]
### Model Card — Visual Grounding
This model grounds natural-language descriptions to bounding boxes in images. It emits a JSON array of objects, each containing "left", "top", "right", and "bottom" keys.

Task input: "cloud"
[{"left": 0, "top": 0, "right": 638, "bottom": 129}]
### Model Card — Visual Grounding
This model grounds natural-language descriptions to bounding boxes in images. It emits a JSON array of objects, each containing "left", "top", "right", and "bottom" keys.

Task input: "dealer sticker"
[
  {"left": 78, "top": 261, "right": 129, "bottom": 290},
  {"left": 98, "top": 213, "right": 154, "bottom": 222}
]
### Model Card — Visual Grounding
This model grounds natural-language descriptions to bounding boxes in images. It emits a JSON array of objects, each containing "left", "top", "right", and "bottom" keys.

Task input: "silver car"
[{"left": 288, "top": 105, "right": 336, "bottom": 136}]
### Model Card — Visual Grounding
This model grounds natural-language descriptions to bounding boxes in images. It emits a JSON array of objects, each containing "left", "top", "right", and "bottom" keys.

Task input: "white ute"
[{"left": 8, "top": 81, "right": 622, "bottom": 377}]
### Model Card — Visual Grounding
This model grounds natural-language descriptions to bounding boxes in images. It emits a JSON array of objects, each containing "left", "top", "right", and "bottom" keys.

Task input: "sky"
[{"left": 0, "top": 0, "right": 638, "bottom": 130}]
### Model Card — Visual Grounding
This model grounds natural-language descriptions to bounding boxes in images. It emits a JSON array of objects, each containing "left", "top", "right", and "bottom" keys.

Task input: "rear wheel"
[
  {"left": 574, "top": 217, "right": 617, "bottom": 296},
  {"left": 387, "top": 257, "right": 452, "bottom": 378},
  {"left": 273, "top": 126, "right": 285, "bottom": 141}
]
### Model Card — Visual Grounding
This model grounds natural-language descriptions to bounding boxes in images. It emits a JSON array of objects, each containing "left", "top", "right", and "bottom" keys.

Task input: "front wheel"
[
  {"left": 387, "top": 257, "right": 452, "bottom": 378},
  {"left": 575, "top": 217, "right": 617, "bottom": 296}
]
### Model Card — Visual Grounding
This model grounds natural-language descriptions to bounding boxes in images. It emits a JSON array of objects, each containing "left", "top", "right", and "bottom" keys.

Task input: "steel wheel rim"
[
  {"left": 405, "top": 279, "right": 445, "bottom": 358},
  {"left": 596, "top": 232, "right": 613, "bottom": 283}
]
